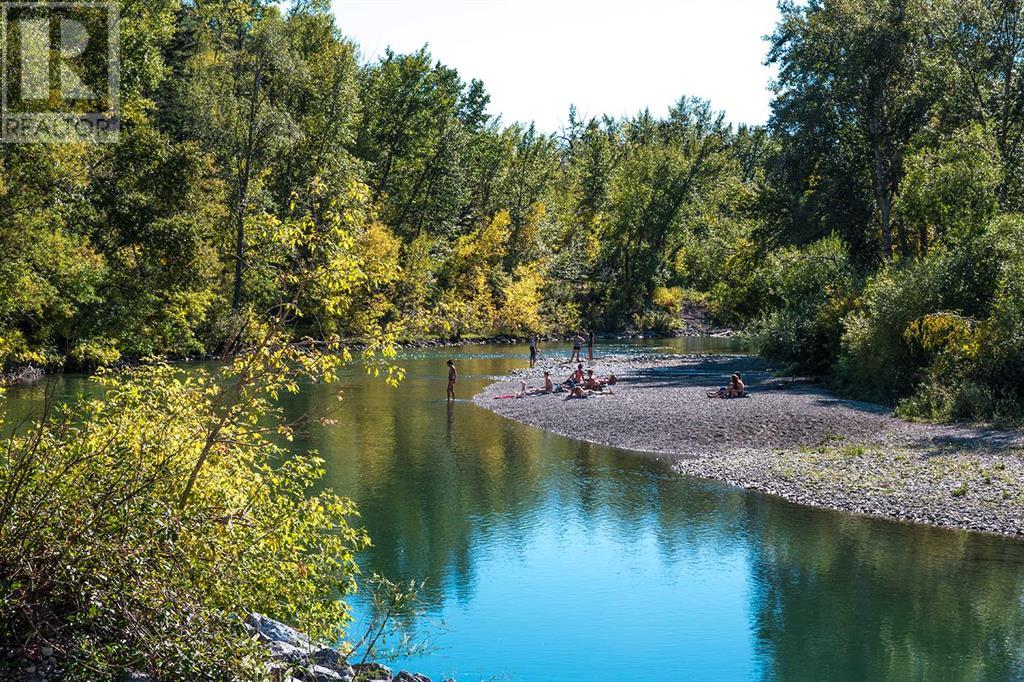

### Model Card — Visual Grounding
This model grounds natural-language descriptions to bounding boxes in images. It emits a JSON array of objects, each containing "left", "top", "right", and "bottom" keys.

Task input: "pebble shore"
[{"left": 475, "top": 354, "right": 1024, "bottom": 537}]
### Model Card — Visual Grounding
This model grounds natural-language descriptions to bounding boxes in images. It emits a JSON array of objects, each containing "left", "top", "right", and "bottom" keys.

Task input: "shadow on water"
[{"left": 5, "top": 339, "right": 1024, "bottom": 681}]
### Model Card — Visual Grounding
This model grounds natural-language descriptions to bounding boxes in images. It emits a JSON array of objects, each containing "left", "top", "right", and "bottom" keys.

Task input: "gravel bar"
[{"left": 474, "top": 354, "right": 1024, "bottom": 537}]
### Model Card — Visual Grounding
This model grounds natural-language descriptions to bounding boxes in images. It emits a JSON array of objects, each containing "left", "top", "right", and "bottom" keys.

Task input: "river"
[{"left": 5, "top": 339, "right": 1024, "bottom": 681}]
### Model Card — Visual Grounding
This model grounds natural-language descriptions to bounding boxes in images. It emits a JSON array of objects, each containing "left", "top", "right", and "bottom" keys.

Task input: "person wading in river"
[
  {"left": 447, "top": 360, "right": 458, "bottom": 401},
  {"left": 529, "top": 334, "right": 538, "bottom": 368},
  {"left": 587, "top": 330, "right": 595, "bottom": 362},
  {"left": 569, "top": 333, "right": 583, "bottom": 362}
]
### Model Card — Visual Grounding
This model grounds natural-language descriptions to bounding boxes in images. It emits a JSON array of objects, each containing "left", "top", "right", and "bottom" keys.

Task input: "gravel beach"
[{"left": 474, "top": 354, "right": 1024, "bottom": 537}]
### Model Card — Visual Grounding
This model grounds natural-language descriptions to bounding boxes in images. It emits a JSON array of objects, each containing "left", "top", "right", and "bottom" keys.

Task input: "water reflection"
[
  {"left": 5, "top": 340, "right": 1024, "bottom": 681},
  {"left": 275, "top": 343, "right": 1024, "bottom": 681}
]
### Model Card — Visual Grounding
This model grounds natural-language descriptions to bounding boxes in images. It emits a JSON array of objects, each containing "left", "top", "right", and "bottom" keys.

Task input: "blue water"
[{"left": 8, "top": 339, "right": 1024, "bottom": 681}]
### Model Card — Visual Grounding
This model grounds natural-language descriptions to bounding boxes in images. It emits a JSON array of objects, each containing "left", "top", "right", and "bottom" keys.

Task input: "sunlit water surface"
[{"left": 6, "top": 339, "right": 1024, "bottom": 681}]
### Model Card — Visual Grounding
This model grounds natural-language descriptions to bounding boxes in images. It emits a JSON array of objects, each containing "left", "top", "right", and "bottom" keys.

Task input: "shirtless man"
[{"left": 447, "top": 360, "right": 457, "bottom": 400}]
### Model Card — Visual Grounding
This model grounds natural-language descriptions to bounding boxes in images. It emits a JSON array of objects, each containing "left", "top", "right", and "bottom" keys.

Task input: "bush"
[
  {"left": 0, "top": 209, "right": 391, "bottom": 679},
  {"left": 836, "top": 216, "right": 1024, "bottom": 420},
  {"left": 0, "top": 349, "right": 369, "bottom": 680},
  {"left": 749, "top": 236, "right": 856, "bottom": 375}
]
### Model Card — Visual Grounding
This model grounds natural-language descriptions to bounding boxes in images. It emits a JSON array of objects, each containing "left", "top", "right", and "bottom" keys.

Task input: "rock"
[
  {"left": 352, "top": 662, "right": 392, "bottom": 680},
  {"left": 268, "top": 640, "right": 311, "bottom": 664},
  {"left": 39, "top": 647, "right": 53, "bottom": 658},
  {"left": 394, "top": 672, "right": 431, "bottom": 682},
  {"left": 312, "top": 646, "right": 352, "bottom": 675},
  {"left": 301, "top": 665, "right": 345, "bottom": 682},
  {"left": 247, "top": 613, "right": 311, "bottom": 648}
]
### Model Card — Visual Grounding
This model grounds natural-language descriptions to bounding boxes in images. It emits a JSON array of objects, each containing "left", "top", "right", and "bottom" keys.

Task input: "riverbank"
[{"left": 474, "top": 354, "right": 1024, "bottom": 537}]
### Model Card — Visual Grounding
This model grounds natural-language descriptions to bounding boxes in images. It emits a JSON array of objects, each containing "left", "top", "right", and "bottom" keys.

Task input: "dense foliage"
[
  {"left": 0, "top": 0, "right": 765, "bottom": 370},
  {"left": 0, "top": 199, "right": 397, "bottom": 677},
  {"left": 745, "top": 0, "right": 1024, "bottom": 422}
]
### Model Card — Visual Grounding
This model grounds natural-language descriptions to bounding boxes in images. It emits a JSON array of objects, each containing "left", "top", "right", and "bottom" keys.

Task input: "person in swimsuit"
[
  {"left": 587, "top": 330, "right": 595, "bottom": 362},
  {"left": 570, "top": 333, "right": 583, "bottom": 362},
  {"left": 447, "top": 360, "right": 457, "bottom": 400}
]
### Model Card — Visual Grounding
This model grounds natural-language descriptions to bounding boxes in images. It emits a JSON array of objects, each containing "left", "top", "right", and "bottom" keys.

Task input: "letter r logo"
[{"left": 20, "top": 16, "right": 95, "bottom": 101}]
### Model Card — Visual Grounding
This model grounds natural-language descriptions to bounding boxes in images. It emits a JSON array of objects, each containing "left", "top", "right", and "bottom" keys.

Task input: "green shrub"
[
  {"left": 0, "top": 350, "right": 369, "bottom": 680},
  {"left": 843, "top": 216, "right": 1024, "bottom": 420},
  {"left": 836, "top": 229, "right": 1007, "bottom": 404},
  {"left": 749, "top": 235, "right": 856, "bottom": 375}
]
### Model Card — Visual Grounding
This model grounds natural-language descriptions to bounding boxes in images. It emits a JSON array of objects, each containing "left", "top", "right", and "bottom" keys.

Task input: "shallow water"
[{"left": 6, "top": 339, "right": 1024, "bottom": 681}]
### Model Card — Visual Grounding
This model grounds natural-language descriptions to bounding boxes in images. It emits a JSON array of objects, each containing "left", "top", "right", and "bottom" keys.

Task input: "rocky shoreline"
[
  {"left": 6, "top": 614, "right": 442, "bottom": 682},
  {"left": 474, "top": 353, "right": 1024, "bottom": 538},
  {"left": 247, "top": 613, "right": 440, "bottom": 682}
]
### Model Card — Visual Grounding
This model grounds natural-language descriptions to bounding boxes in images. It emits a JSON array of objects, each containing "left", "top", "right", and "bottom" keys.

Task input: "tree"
[{"left": 768, "top": 0, "right": 937, "bottom": 261}]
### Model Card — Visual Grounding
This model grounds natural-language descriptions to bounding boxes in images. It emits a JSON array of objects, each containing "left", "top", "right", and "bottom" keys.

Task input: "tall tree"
[{"left": 768, "top": 0, "right": 936, "bottom": 260}]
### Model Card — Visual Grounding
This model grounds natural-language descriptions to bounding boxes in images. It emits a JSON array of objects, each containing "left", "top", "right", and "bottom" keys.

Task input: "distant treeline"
[{"left": 2, "top": 0, "right": 1023, "bottom": 421}]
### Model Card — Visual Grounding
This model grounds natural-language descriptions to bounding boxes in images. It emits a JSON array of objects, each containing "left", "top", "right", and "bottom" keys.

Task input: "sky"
[{"left": 330, "top": 0, "right": 782, "bottom": 132}]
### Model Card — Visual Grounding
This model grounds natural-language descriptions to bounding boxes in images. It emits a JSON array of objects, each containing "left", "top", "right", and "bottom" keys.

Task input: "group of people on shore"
[
  {"left": 448, "top": 333, "right": 602, "bottom": 401},
  {"left": 446, "top": 335, "right": 747, "bottom": 402},
  {"left": 513, "top": 364, "right": 618, "bottom": 400},
  {"left": 529, "top": 331, "right": 594, "bottom": 368}
]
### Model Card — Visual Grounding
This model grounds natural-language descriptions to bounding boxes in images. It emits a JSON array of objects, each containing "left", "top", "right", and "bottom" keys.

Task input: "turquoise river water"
[{"left": 6, "top": 339, "right": 1024, "bottom": 681}]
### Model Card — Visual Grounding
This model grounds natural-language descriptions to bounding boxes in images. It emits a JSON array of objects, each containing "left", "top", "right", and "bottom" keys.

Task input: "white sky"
[{"left": 330, "top": 0, "right": 781, "bottom": 132}]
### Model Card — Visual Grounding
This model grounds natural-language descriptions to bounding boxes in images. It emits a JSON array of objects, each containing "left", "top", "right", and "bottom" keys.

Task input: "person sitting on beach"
[
  {"left": 520, "top": 372, "right": 556, "bottom": 397},
  {"left": 560, "top": 364, "right": 587, "bottom": 391},
  {"left": 708, "top": 373, "right": 746, "bottom": 399},
  {"left": 729, "top": 372, "right": 746, "bottom": 398},
  {"left": 584, "top": 369, "right": 601, "bottom": 391}
]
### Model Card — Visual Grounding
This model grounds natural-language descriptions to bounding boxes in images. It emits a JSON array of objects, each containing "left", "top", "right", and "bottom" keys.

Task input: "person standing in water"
[
  {"left": 587, "top": 330, "right": 595, "bottom": 362},
  {"left": 529, "top": 334, "right": 538, "bottom": 368},
  {"left": 447, "top": 360, "right": 458, "bottom": 400},
  {"left": 570, "top": 332, "right": 583, "bottom": 362}
]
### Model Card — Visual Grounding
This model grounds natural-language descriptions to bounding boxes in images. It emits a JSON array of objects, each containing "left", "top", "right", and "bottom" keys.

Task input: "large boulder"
[
  {"left": 312, "top": 646, "right": 352, "bottom": 674},
  {"left": 247, "top": 613, "right": 312, "bottom": 648}
]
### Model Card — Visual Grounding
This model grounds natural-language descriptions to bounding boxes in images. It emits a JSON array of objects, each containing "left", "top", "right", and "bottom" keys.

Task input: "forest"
[{"left": 2, "top": 0, "right": 1022, "bottom": 421}]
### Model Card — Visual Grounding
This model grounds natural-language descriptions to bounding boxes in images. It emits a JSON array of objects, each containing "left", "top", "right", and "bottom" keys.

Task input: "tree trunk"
[{"left": 873, "top": 144, "right": 894, "bottom": 260}]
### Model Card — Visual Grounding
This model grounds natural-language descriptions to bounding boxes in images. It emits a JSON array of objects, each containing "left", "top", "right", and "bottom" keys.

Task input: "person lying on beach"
[{"left": 565, "top": 385, "right": 588, "bottom": 400}]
